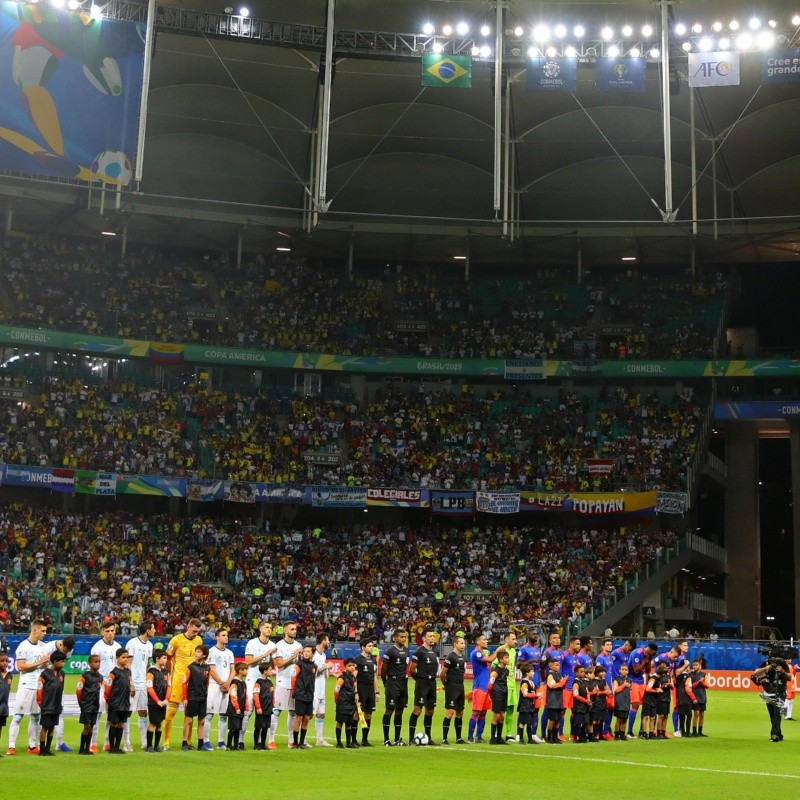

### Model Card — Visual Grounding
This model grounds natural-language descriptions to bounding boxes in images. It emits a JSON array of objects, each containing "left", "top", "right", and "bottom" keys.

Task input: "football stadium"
[{"left": 1, "top": 0, "right": 800, "bottom": 797}]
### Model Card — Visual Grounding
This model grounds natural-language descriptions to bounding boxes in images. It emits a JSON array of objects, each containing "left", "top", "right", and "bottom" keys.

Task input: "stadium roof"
[{"left": 2, "top": 0, "right": 800, "bottom": 265}]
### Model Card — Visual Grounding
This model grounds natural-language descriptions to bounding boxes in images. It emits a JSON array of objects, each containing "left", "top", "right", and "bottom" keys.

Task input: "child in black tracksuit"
[
  {"left": 689, "top": 660, "right": 709, "bottom": 736},
  {"left": 227, "top": 662, "right": 249, "bottom": 750},
  {"left": 253, "top": 663, "right": 274, "bottom": 750},
  {"left": 591, "top": 666, "right": 610, "bottom": 741},
  {"left": 571, "top": 666, "right": 591, "bottom": 743},
  {"left": 545, "top": 657, "right": 566, "bottom": 744},
  {"left": 77, "top": 653, "right": 104, "bottom": 755},
  {"left": 146, "top": 649, "right": 171, "bottom": 752},
  {"left": 0, "top": 652, "right": 12, "bottom": 750},
  {"left": 37, "top": 651, "right": 67, "bottom": 756},
  {"left": 335, "top": 659, "right": 359, "bottom": 748},
  {"left": 489, "top": 651, "right": 510, "bottom": 745},
  {"left": 675, "top": 667, "right": 695, "bottom": 737},
  {"left": 517, "top": 664, "right": 536, "bottom": 744},
  {"left": 613, "top": 664, "right": 632, "bottom": 740}
]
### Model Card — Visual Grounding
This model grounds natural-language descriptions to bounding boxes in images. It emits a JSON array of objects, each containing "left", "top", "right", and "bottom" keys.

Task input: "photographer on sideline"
[{"left": 752, "top": 657, "right": 790, "bottom": 742}]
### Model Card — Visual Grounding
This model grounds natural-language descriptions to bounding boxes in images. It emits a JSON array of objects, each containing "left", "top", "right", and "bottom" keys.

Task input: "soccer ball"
[
  {"left": 413, "top": 732, "right": 429, "bottom": 746},
  {"left": 91, "top": 149, "right": 133, "bottom": 186}
]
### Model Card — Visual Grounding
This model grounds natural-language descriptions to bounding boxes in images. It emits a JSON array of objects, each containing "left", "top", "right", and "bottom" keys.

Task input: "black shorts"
[
  {"left": 336, "top": 708, "right": 356, "bottom": 725},
  {"left": 676, "top": 703, "right": 692, "bottom": 716},
  {"left": 656, "top": 702, "right": 671, "bottom": 717},
  {"left": 517, "top": 712, "right": 533, "bottom": 725},
  {"left": 148, "top": 705, "right": 166, "bottom": 725},
  {"left": 227, "top": 715, "right": 243, "bottom": 732},
  {"left": 414, "top": 678, "right": 437, "bottom": 709},
  {"left": 185, "top": 700, "right": 207, "bottom": 719},
  {"left": 641, "top": 702, "right": 657, "bottom": 719},
  {"left": 357, "top": 684, "right": 376, "bottom": 713},
  {"left": 40, "top": 714, "right": 60, "bottom": 729},
  {"left": 108, "top": 709, "right": 130, "bottom": 724},
  {"left": 571, "top": 710, "right": 589, "bottom": 723},
  {"left": 385, "top": 678, "right": 408, "bottom": 710},
  {"left": 79, "top": 711, "right": 99, "bottom": 727},
  {"left": 444, "top": 684, "right": 465, "bottom": 712},
  {"left": 614, "top": 709, "right": 629, "bottom": 720},
  {"left": 254, "top": 715, "right": 270, "bottom": 731},
  {"left": 592, "top": 711, "right": 606, "bottom": 724},
  {"left": 692, "top": 702, "right": 707, "bottom": 712},
  {"left": 0, "top": 715, "right": 7, "bottom": 725},
  {"left": 491, "top": 695, "right": 508, "bottom": 714},
  {"left": 294, "top": 699, "right": 313, "bottom": 718}
]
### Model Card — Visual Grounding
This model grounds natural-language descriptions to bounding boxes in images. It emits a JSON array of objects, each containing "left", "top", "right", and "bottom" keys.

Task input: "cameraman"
[{"left": 752, "top": 658, "right": 790, "bottom": 742}]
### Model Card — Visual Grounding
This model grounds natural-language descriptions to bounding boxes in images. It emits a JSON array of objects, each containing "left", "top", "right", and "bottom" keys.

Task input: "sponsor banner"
[
  {"left": 421, "top": 54, "right": 472, "bottom": 88},
  {"left": 596, "top": 57, "right": 646, "bottom": 92},
  {"left": 0, "top": 4, "right": 145, "bottom": 185},
  {"left": 75, "top": 470, "right": 118, "bottom": 496},
  {"left": 520, "top": 490, "right": 657, "bottom": 520},
  {"left": 0, "top": 325, "right": 150, "bottom": 357},
  {"left": 715, "top": 401, "right": 800, "bottom": 420},
  {"left": 116, "top": 474, "right": 186, "bottom": 497},
  {"left": 224, "top": 480, "right": 257, "bottom": 503},
  {"left": 0, "top": 386, "right": 25, "bottom": 400},
  {"left": 656, "top": 491, "right": 688, "bottom": 515},
  {"left": 526, "top": 56, "right": 578, "bottom": 91},
  {"left": 504, "top": 358, "right": 545, "bottom": 381},
  {"left": 186, "top": 479, "right": 224, "bottom": 502},
  {"left": 311, "top": 486, "right": 367, "bottom": 508},
  {"left": 367, "top": 487, "right": 430, "bottom": 508},
  {"left": 2, "top": 465, "right": 53, "bottom": 487},
  {"left": 688, "top": 51, "right": 740, "bottom": 87},
  {"left": 259, "top": 484, "right": 306, "bottom": 504},
  {"left": 703, "top": 670, "right": 761, "bottom": 692},
  {"left": 303, "top": 451, "right": 342, "bottom": 465},
  {"left": 431, "top": 490, "right": 474, "bottom": 516},
  {"left": 475, "top": 491, "right": 520, "bottom": 514},
  {"left": 762, "top": 49, "right": 800, "bottom": 84}
]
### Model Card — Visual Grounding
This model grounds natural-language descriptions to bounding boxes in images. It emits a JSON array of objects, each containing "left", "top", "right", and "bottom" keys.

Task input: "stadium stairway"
[{"left": 579, "top": 533, "right": 728, "bottom": 637}]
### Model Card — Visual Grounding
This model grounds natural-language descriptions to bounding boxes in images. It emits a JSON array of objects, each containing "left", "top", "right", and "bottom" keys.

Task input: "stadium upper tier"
[
  {"left": 0, "top": 506, "right": 678, "bottom": 639},
  {"left": 4, "top": 377, "right": 700, "bottom": 491},
  {"left": 0, "top": 236, "right": 726, "bottom": 360}
]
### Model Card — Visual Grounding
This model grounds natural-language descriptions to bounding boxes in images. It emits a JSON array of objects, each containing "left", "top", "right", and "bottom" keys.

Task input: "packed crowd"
[
  {"left": 0, "top": 505, "right": 679, "bottom": 640},
  {"left": 19, "top": 378, "right": 701, "bottom": 492},
  {"left": 0, "top": 235, "right": 726, "bottom": 361}
]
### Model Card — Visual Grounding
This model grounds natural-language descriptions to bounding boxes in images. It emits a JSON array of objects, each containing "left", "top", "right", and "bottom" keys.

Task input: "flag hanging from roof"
[
  {"left": 51, "top": 468, "right": 75, "bottom": 493},
  {"left": 421, "top": 54, "right": 472, "bottom": 87}
]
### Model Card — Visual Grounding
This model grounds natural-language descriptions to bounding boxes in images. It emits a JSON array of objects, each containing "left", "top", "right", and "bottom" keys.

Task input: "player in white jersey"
[
  {"left": 205, "top": 629, "right": 235, "bottom": 750},
  {"left": 7, "top": 619, "right": 49, "bottom": 755},
  {"left": 42, "top": 636, "right": 75, "bottom": 751},
  {"left": 89, "top": 620, "right": 121, "bottom": 752},
  {"left": 242, "top": 620, "right": 276, "bottom": 740},
  {"left": 312, "top": 632, "right": 332, "bottom": 746},
  {"left": 270, "top": 621, "right": 303, "bottom": 748},
  {"left": 126, "top": 621, "right": 155, "bottom": 750}
]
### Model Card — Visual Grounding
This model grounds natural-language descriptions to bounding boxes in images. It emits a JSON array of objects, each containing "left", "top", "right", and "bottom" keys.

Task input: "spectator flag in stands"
[
  {"left": 585, "top": 458, "right": 615, "bottom": 474},
  {"left": 421, "top": 54, "right": 472, "bottom": 87},
  {"left": 51, "top": 468, "right": 75, "bottom": 493}
]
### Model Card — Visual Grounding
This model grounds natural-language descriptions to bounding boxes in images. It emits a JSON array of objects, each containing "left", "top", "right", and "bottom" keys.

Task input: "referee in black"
[
  {"left": 354, "top": 637, "right": 379, "bottom": 746},
  {"left": 409, "top": 629, "right": 440, "bottom": 746},
  {"left": 381, "top": 629, "right": 410, "bottom": 746},
  {"left": 441, "top": 635, "right": 467, "bottom": 744}
]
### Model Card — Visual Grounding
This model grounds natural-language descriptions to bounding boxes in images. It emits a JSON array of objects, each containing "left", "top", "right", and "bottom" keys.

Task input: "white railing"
[
  {"left": 686, "top": 532, "right": 728, "bottom": 563},
  {"left": 687, "top": 592, "right": 727, "bottom": 615}
]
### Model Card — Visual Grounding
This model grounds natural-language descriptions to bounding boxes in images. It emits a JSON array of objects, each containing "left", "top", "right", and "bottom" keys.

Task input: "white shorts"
[
  {"left": 274, "top": 686, "right": 295, "bottom": 712},
  {"left": 313, "top": 696, "right": 326, "bottom": 715},
  {"left": 207, "top": 686, "right": 229, "bottom": 715},
  {"left": 13, "top": 687, "right": 40, "bottom": 716},
  {"left": 131, "top": 688, "right": 149, "bottom": 713}
]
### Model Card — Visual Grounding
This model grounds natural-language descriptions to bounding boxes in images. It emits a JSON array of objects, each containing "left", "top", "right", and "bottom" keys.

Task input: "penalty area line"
[{"left": 444, "top": 746, "right": 800, "bottom": 780}]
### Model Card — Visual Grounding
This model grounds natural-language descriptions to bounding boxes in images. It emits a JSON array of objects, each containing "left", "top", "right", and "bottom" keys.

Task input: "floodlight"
[
  {"left": 480, "top": 24, "right": 491, "bottom": 36},
  {"left": 621, "top": 25, "right": 632, "bottom": 37},
  {"left": 607, "top": 44, "right": 620, "bottom": 57},
  {"left": 432, "top": 41, "right": 444, "bottom": 53},
  {"left": 532, "top": 24, "right": 548, "bottom": 41},
  {"left": 527, "top": 45, "right": 538, "bottom": 57},
  {"left": 641, "top": 25, "right": 653, "bottom": 37},
  {"left": 749, "top": 17, "right": 761, "bottom": 30},
  {"left": 729, "top": 20, "right": 740, "bottom": 31},
  {"left": 471, "top": 45, "right": 480, "bottom": 56},
  {"left": 90, "top": 3, "right": 102, "bottom": 18},
  {"left": 698, "top": 37, "right": 713, "bottom": 51},
  {"left": 564, "top": 45, "right": 577, "bottom": 57},
  {"left": 442, "top": 24, "right": 452, "bottom": 36},
  {"left": 712, "top": 21, "right": 723, "bottom": 32},
  {"left": 629, "top": 46, "right": 640, "bottom": 57},
  {"left": 691, "top": 23, "right": 703, "bottom": 34},
  {"left": 718, "top": 37, "right": 730, "bottom": 49},
  {"left": 681, "top": 41, "right": 692, "bottom": 52},
  {"left": 423, "top": 22, "right": 434, "bottom": 35},
  {"left": 601, "top": 26, "right": 613, "bottom": 40},
  {"left": 649, "top": 47, "right": 660, "bottom": 58},
  {"left": 554, "top": 24, "right": 566, "bottom": 38},
  {"left": 793, "top": 15, "right": 800, "bottom": 27},
  {"left": 674, "top": 23, "right": 686, "bottom": 35},
  {"left": 757, "top": 30, "right": 776, "bottom": 48},
  {"left": 480, "top": 44, "right": 491, "bottom": 58},
  {"left": 456, "top": 22, "right": 469, "bottom": 36},
  {"left": 50, "top": 0, "right": 65, "bottom": 7},
  {"left": 239, "top": 6, "right": 249, "bottom": 18},
  {"left": 573, "top": 25, "right": 585, "bottom": 38},
  {"left": 736, "top": 32, "right": 753, "bottom": 48},
  {"left": 545, "top": 46, "right": 557, "bottom": 57},
  {"left": 513, "top": 25, "right": 523, "bottom": 37},
  {"left": 768, "top": 19, "right": 777, "bottom": 29},
  {"left": 68, "top": 0, "right": 79, "bottom": 8}
]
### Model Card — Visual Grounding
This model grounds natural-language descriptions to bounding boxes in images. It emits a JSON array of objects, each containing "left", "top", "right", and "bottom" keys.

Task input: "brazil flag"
[{"left": 421, "top": 54, "right": 472, "bottom": 88}]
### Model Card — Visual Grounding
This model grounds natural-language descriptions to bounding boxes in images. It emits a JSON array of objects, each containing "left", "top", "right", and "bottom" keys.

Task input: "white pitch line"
[{"left": 440, "top": 746, "right": 800, "bottom": 780}]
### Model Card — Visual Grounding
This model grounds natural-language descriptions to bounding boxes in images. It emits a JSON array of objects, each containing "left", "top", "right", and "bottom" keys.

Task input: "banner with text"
[
  {"left": 504, "top": 358, "right": 545, "bottom": 381},
  {"left": 526, "top": 57, "right": 577, "bottom": 91},
  {"left": 311, "top": 486, "right": 368, "bottom": 508},
  {"left": 520, "top": 490, "right": 657, "bottom": 521},
  {"left": 656, "top": 491, "right": 688, "bottom": 515},
  {"left": 116, "top": 474, "right": 186, "bottom": 497},
  {"left": 75, "top": 470, "right": 118, "bottom": 496},
  {"left": 2, "top": 465, "right": 53, "bottom": 487},
  {"left": 688, "top": 51, "right": 740, "bottom": 87},
  {"left": 367, "top": 488, "right": 430, "bottom": 508},
  {"left": 431, "top": 490, "right": 474, "bottom": 516},
  {"left": 762, "top": 49, "right": 800, "bottom": 84},
  {"left": 475, "top": 491, "right": 521, "bottom": 514},
  {"left": 596, "top": 58, "right": 646, "bottom": 92},
  {"left": 186, "top": 480, "right": 224, "bottom": 502}
]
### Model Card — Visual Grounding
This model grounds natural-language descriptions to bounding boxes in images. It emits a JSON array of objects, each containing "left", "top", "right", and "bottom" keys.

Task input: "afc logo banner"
[{"left": 688, "top": 52, "right": 740, "bottom": 87}]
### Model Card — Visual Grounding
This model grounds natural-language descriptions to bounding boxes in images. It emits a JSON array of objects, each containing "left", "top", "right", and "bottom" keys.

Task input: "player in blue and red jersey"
[
  {"left": 610, "top": 639, "right": 636, "bottom": 680},
  {"left": 468, "top": 635, "right": 505, "bottom": 743},
  {"left": 517, "top": 629, "right": 543, "bottom": 742},
  {"left": 627, "top": 641, "right": 658, "bottom": 738},
  {"left": 561, "top": 637, "right": 581, "bottom": 738},
  {"left": 595, "top": 638, "right": 615, "bottom": 738},
  {"left": 539, "top": 632, "right": 565, "bottom": 739}
]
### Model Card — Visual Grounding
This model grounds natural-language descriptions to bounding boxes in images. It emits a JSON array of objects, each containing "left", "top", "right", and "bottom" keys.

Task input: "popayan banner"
[
  {"left": 520, "top": 490, "right": 657, "bottom": 520},
  {"left": 0, "top": 2, "right": 145, "bottom": 185}
]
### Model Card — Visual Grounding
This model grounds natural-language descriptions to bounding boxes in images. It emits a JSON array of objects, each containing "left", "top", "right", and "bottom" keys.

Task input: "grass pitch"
[{"left": 3, "top": 682, "right": 798, "bottom": 799}]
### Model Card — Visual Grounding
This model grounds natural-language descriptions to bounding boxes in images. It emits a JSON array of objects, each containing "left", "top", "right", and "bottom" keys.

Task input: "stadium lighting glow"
[
  {"left": 471, "top": 45, "right": 480, "bottom": 56},
  {"left": 621, "top": 25, "right": 633, "bottom": 37},
  {"left": 757, "top": 30, "right": 776, "bottom": 48},
  {"left": 422, "top": 22, "right": 434, "bottom": 35},
  {"left": 432, "top": 40, "right": 444, "bottom": 53},
  {"left": 641, "top": 24, "right": 653, "bottom": 37},
  {"left": 674, "top": 23, "right": 686, "bottom": 35},
  {"left": 729, "top": 20, "right": 740, "bottom": 31},
  {"left": 621, "top": 256, "right": 637, "bottom": 261},
  {"left": 50, "top": 0, "right": 65, "bottom": 7},
  {"left": 453, "top": 255, "right": 467, "bottom": 260},
  {"left": 736, "top": 32, "right": 753, "bottom": 48},
  {"left": 480, "top": 24, "right": 491, "bottom": 37},
  {"left": 442, "top": 24, "right": 452, "bottom": 36},
  {"left": 68, "top": 0, "right": 79, "bottom": 8},
  {"left": 545, "top": 46, "right": 557, "bottom": 56},
  {"left": 698, "top": 37, "right": 713, "bottom": 51},
  {"left": 276, "top": 247, "right": 291, "bottom": 252},
  {"left": 607, "top": 44, "right": 620, "bottom": 57},
  {"left": 480, "top": 44, "right": 491, "bottom": 58},
  {"left": 749, "top": 17, "right": 761, "bottom": 30},
  {"left": 691, "top": 23, "right": 703, "bottom": 34},
  {"left": 527, "top": 45, "right": 539, "bottom": 57},
  {"left": 239, "top": 6, "right": 249, "bottom": 18},
  {"left": 601, "top": 26, "right": 613, "bottom": 40},
  {"left": 532, "top": 24, "right": 549, "bottom": 42},
  {"left": 793, "top": 15, "right": 800, "bottom": 26},
  {"left": 564, "top": 45, "right": 577, "bottom": 57},
  {"left": 682, "top": 41, "right": 692, "bottom": 51},
  {"left": 90, "top": 4, "right": 102, "bottom": 19},
  {"left": 573, "top": 25, "right": 585, "bottom": 38},
  {"left": 768, "top": 19, "right": 777, "bottom": 28},
  {"left": 719, "top": 37, "right": 730, "bottom": 49},
  {"left": 629, "top": 46, "right": 640, "bottom": 57},
  {"left": 513, "top": 25, "right": 523, "bottom": 37},
  {"left": 712, "top": 21, "right": 723, "bottom": 32},
  {"left": 456, "top": 22, "right": 469, "bottom": 36},
  {"left": 649, "top": 47, "right": 660, "bottom": 58},
  {"left": 101, "top": 231, "right": 117, "bottom": 237},
  {"left": 554, "top": 24, "right": 566, "bottom": 38}
]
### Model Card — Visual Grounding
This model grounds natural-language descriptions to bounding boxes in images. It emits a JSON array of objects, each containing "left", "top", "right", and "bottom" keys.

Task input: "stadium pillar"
[
  {"left": 121, "top": 221, "right": 128, "bottom": 258},
  {"left": 577, "top": 239, "right": 583, "bottom": 284},
  {"left": 493, "top": 1, "right": 504, "bottom": 213},
  {"left": 4, "top": 204, "right": 11, "bottom": 234},
  {"left": 789, "top": 421, "right": 800, "bottom": 633},
  {"left": 236, "top": 229, "right": 243, "bottom": 269},
  {"left": 658, "top": 0, "right": 674, "bottom": 221},
  {"left": 724, "top": 422, "right": 761, "bottom": 633},
  {"left": 347, "top": 233, "right": 354, "bottom": 278}
]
